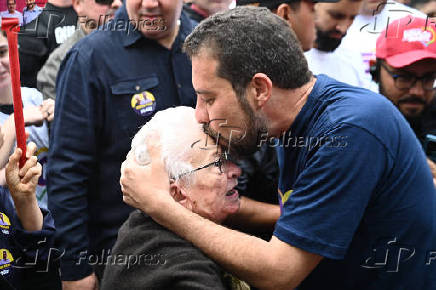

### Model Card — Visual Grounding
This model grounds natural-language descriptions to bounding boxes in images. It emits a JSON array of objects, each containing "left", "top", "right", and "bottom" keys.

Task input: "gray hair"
[
  {"left": 183, "top": 6, "right": 312, "bottom": 99},
  {"left": 130, "top": 106, "right": 203, "bottom": 187}
]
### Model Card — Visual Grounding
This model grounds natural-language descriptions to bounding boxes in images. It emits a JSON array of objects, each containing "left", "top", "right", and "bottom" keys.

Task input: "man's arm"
[
  {"left": 120, "top": 141, "right": 321, "bottom": 290},
  {"left": 225, "top": 196, "right": 280, "bottom": 233},
  {"left": 47, "top": 48, "right": 98, "bottom": 286}
]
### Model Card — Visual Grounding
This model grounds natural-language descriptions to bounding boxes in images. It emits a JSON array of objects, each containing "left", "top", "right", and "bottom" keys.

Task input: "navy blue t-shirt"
[{"left": 274, "top": 75, "right": 436, "bottom": 289}]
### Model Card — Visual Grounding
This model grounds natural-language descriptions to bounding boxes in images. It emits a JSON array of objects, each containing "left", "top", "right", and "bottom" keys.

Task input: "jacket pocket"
[{"left": 110, "top": 75, "right": 159, "bottom": 139}]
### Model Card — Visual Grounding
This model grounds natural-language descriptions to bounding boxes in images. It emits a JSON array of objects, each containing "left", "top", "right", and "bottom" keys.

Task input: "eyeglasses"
[
  {"left": 380, "top": 62, "right": 436, "bottom": 91},
  {"left": 176, "top": 152, "right": 233, "bottom": 179}
]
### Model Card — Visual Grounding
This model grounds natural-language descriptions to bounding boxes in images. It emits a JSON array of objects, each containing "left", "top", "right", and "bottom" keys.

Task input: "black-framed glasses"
[
  {"left": 380, "top": 62, "right": 436, "bottom": 91},
  {"left": 176, "top": 152, "right": 233, "bottom": 179}
]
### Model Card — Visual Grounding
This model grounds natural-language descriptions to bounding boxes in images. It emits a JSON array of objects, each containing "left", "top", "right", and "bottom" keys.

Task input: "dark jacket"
[
  {"left": 101, "top": 210, "right": 229, "bottom": 290},
  {"left": 47, "top": 6, "right": 196, "bottom": 280}
]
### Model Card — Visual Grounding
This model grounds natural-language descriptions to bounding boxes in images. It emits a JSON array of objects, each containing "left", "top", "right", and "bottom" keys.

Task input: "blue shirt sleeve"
[
  {"left": 47, "top": 48, "right": 99, "bottom": 280},
  {"left": 274, "top": 124, "right": 392, "bottom": 259}
]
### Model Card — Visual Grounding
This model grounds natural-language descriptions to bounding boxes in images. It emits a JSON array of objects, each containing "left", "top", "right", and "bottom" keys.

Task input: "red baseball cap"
[{"left": 376, "top": 16, "right": 436, "bottom": 68}]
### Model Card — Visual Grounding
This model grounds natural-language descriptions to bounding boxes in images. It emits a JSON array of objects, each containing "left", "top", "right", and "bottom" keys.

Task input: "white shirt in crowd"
[
  {"left": 339, "top": 1, "right": 425, "bottom": 79},
  {"left": 305, "top": 46, "right": 375, "bottom": 91}
]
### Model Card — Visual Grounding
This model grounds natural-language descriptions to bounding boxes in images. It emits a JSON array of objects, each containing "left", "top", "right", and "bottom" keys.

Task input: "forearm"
[
  {"left": 225, "top": 196, "right": 280, "bottom": 233},
  {"left": 149, "top": 198, "right": 308, "bottom": 290},
  {"left": 13, "top": 194, "right": 43, "bottom": 231}
]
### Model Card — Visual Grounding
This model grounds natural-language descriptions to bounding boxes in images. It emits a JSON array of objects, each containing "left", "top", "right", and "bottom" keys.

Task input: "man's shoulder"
[
  {"left": 67, "top": 29, "right": 120, "bottom": 61},
  {"left": 313, "top": 75, "right": 403, "bottom": 135},
  {"left": 115, "top": 210, "right": 210, "bottom": 257},
  {"left": 119, "top": 210, "right": 190, "bottom": 244}
]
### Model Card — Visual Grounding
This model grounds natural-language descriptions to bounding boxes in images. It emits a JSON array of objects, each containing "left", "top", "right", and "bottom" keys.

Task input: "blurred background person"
[
  {"left": 37, "top": 0, "right": 122, "bottom": 101},
  {"left": 305, "top": 0, "right": 373, "bottom": 89},
  {"left": 339, "top": 0, "right": 425, "bottom": 88},
  {"left": 374, "top": 16, "right": 436, "bottom": 168},
  {"left": 414, "top": 0, "right": 436, "bottom": 16},
  {"left": 22, "top": 0, "right": 43, "bottom": 25},
  {"left": 184, "top": 0, "right": 233, "bottom": 22},
  {"left": 18, "top": 0, "right": 77, "bottom": 88},
  {"left": 0, "top": 0, "right": 23, "bottom": 26},
  {"left": 238, "top": 0, "right": 318, "bottom": 51}
]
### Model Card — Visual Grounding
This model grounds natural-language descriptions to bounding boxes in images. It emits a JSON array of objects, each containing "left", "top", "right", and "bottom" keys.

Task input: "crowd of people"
[{"left": 0, "top": 0, "right": 435, "bottom": 289}]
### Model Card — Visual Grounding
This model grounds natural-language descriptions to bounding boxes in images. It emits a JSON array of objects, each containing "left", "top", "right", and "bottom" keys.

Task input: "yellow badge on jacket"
[{"left": 131, "top": 91, "right": 156, "bottom": 117}]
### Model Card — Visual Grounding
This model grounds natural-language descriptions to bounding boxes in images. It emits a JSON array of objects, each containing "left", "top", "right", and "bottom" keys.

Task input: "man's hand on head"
[{"left": 120, "top": 132, "right": 173, "bottom": 214}]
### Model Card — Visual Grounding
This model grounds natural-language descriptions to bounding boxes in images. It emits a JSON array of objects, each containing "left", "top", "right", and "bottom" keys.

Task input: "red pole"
[{"left": 1, "top": 18, "right": 27, "bottom": 168}]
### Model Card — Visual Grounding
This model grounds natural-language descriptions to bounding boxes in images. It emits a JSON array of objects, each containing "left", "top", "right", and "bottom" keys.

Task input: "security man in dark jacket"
[{"left": 47, "top": 1, "right": 196, "bottom": 288}]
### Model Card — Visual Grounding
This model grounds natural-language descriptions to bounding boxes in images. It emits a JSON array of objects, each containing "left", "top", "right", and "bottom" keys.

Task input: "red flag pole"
[{"left": 1, "top": 18, "right": 27, "bottom": 168}]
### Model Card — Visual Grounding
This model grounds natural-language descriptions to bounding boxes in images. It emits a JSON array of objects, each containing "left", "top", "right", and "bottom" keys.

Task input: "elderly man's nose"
[{"left": 227, "top": 162, "right": 241, "bottom": 179}]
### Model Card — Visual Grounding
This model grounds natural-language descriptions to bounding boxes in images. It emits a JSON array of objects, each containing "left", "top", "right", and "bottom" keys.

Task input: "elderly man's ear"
[{"left": 169, "top": 179, "right": 190, "bottom": 207}]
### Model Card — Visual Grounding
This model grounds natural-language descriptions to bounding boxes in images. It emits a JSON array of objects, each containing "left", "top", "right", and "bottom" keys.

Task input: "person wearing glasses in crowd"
[
  {"left": 37, "top": 0, "right": 122, "bottom": 101},
  {"left": 101, "top": 107, "right": 248, "bottom": 290},
  {"left": 48, "top": 0, "right": 196, "bottom": 289},
  {"left": 0, "top": 0, "right": 23, "bottom": 26},
  {"left": 373, "top": 16, "right": 436, "bottom": 179}
]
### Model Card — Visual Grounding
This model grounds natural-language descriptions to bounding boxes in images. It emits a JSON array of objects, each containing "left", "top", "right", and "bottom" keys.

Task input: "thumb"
[{"left": 5, "top": 148, "right": 21, "bottom": 184}]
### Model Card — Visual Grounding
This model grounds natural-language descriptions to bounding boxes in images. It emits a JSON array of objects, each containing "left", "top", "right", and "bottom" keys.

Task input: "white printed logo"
[{"left": 402, "top": 28, "right": 435, "bottom": 47}]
